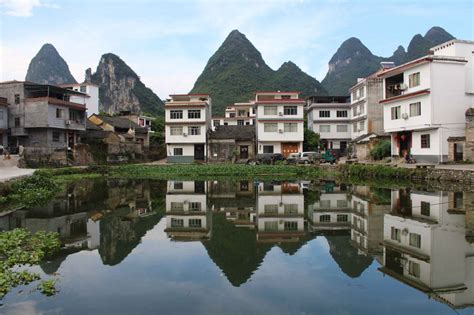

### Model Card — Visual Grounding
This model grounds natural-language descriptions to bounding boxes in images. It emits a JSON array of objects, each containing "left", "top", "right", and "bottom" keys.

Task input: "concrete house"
[
  {"left": 0, "top": 81, "right": 87, "bottom": 156},
  {"left": 255, "top": 91, "right": 304, "bottom": 157},
  {"left": 165, "top": 94, "right": 212, "bottom": 163},
  {"left": 0, "top": 97, "right": 7, "bottom": 147},
  {"left": 306, "top": 96, "right": 351, "bottom": 155},
  {"left": 212, "top": 101, "right": 256, "bottom": 129},
  {"left": 379, "top": 40, "right": 474, "bottom": 163},
  {"left": 61, "top": 82, "right": 100, "bottom": 116},
  {"left": 207, "top": 125, "right": 256, "bottom": 162}
]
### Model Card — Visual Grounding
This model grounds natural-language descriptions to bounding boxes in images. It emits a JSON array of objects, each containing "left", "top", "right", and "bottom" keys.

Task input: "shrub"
[{"left": 370, "top": 140, "right": 391, "bottom": 160}]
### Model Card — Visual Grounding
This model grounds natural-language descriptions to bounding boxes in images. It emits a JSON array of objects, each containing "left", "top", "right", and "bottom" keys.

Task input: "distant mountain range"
[{"left": 23, "top": 26, "right": 455, "bottom": 116}]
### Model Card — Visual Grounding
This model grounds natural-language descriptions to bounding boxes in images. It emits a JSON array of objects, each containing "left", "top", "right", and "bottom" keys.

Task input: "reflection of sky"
[{"left": 0, "top": 220, "right": 460, "bottom": 315}]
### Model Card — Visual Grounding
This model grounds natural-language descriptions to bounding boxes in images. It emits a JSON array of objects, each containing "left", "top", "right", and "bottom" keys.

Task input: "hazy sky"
[{"left": 0, "top": 0, "right": 472, "bottom": 99}]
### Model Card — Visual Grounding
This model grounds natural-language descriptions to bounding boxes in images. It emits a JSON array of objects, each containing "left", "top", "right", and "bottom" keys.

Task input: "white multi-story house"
[
  {"left": 165, "top": 94, "right": 212, "bottom": 163},
  {"left": 380, "top": 189, "right": 474, "bottom": 309},
  {"left": 307, "top": 96, "right": 351, "bottom": 155},
  {"left": 212, "top": 102, "right": 256, "bottom": 129},
  {"left": 379, "top": 39, "right": 474, "bottom": 163},
  {"left": 255, "top": 91, "right": 304, "bottom": 157},
  {"left": 61, "top": 82, "right": 100, "bottom": 116},
  {"left": 256, "top": 181, "right": 305, "bottom": 242},
  {"left": 0, "top": 97, "right": 7, "bottom": 147},
  {"left": 164, "top": 180, "right": 211, "bottom": 241}
]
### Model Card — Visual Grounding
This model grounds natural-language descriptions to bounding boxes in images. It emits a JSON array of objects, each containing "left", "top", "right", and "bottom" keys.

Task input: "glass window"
[
  {"left": 391, "top": 227, "right": 401, "bottom": 242},
  {"left": 188, "top": 110, "right": 201, "bottom": 119},
  {"left": 237, "top": 120, "right": 244, "bottom": 126},
  {"left": 391, "top": 106, "right": 401, "bottom": 120},
  {"left": 284, "top": 106, "right": 297, "bottom": 115},
  {"left": 284, "top": 204, "right": 298, "bottom": 214},
  {"left": 454, "top": 192, "right": 463, "bottom": 209},
  {"left": 359, "top": 121, "right": 364, "bottom": 131},
  {"left": 52, "top": 131, "right": 60, "bottom": 142},
  {"left": 319, "top": 125, "right": 330, "bottom": 133},
  {"left": 337, "top": 125, "right": 348, "bottom": 133},
  {"left": 360, "top": 104, "right": 365, "bottom": 115},
  {"left": 213, "top": 120, "right": 220, "bottom": 127},
  {"left": 284, "top": 221, "right": 298, "bottom": 231},
  {"left": 170, "top": 110, "right": 183, "bottom": 119},
  {"left": 188, "top": 126, "right": 201, "bottom": 135},
  {"left": 319, "top": 200, "right": 331, "bottom": 208},
  {"left": 284, "top": 123, "right": 297, "bottom": 132},
  {"left": 238, "top": 110, "right": 246, "bottom": 117},
  {"left": 170, "top": 127, "right": 183, "bottom": 136},
  {"left": 264, "top": 106, "right": 277, "bottom": 115},
  {"left": 264, "top": 221, "right": 278, "bottom": 231},
  {"left": 189, "top": 202, "right": 201, "bottom": 211},
  {"left": 171, "top": 218, "right": 184, "bottom": 227},
  {"left": 264, "top": 204, "right": 278, "bottom": 214},
  {"left": 337, "top": 214, "right": 348, "bottom": 222},
  {"left": 336, "top": 110, "right": 347, "bottom": 118},
  {"left": 189, "top": 219, "right": 202, "bottom": 228},
  {"left": 337, "top": 200, "right": 348, "bottom": 207},
  {"left": 56, "top": 108, "right": 63, "bottom": 118},
  {"left": 319, "top": 110, "right": 330, "bottom": 118},
  {"left": 80, "top": 85, "right": 87, "bottom": 93},
  {"left": 173, "top": 182, "right": 183, "bottom": 190},
  {"left": 14, "top": 94, "right": 20, "bottom": 104},
  {"left": 421, "top": 134, "right": 430, "bottom": 148},
  {"left": 409, "top": 233, "right": 421, "bottom": 248},
  {"left": 410, "top": 102, "right": 421, "bottom": 117},
  {"left": 170, "top": 202, "right": 183, "bottom": 211},
  {"left": 353, "top": 122, "right": 357, "bottom": 132},
  {"left": 320, "top": 215, "right": 331, "bottom": 222},
  {"left": 409, "top": 72, "right": 420, "bottom": 88},
  {"left": 173, "top": 148, "right": 183, "bottom": 156},
  {"left": 264, "top": 123, "right": 278, "bottom": 132},
  {"left": 263, "top": 145, "right": 274, "bottom": 153},
  {"left": 353, "top": 107, "right": 358, "bottom": 117},
  {"left": 408, "top": 261, "right": 420, "bottom": 278},
  {"left": 420, "top": 201, "right": 430, "bottom": 216},
  {"left": 359, "top": 87, "right": 365, "bottom": 98}
]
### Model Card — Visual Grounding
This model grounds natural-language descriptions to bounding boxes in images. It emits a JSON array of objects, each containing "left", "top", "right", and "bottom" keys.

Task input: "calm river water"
[{"left": 0, "top": 178, "right": 473, "bottom": 315}]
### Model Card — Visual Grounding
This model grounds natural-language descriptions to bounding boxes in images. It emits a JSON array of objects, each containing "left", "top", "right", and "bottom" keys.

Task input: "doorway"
[
  {"left": 398, "top": 132, "right": 411, "bottom": 157},
  {"left": 194, "top": 144, "right": 205, "bottom": 161},
  {"left": 240, "top": 145, "right": 249, "bottom": 159},
  {"left": 454, "top": 143, "right": 463, "bottom": 162},
  {"left": 281, "top": 142, "right": 299, "bottom": 158}
]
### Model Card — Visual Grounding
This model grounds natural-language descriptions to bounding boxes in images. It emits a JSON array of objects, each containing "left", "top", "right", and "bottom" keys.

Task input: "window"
[
  {"left": 264, "top": 123, "right": 278, "bottom": 132},
  {"left": 421, "top": 201, "right": 430, "bottom": 216},
  {"left": 70, "top": 110, "right": 80, "bottom": 122},
  {"left": 188, "top": 126, "right": 201, "bottom": 135},
  {"left": 264, "top": 221, "right": 278, "bottom": 231},
  {"left": 319, "top": 110, "right": 330, "bottom": 118},
  {"left": 52, "top": 131, "right": 60, "bottom": 142},
  {"left": 284, "top": 106, "right": 297, "bottom": 115},
  {"left": 189, "top": 219, "right": 202, "bottom": 228},
  {"left": 421, "top": 134, "right": 430, "bottom": 148},
  {"left": 171, "top": 218, "right": 184, "bottom": 228},
  {"left": 213, "top": 120, "right": 220, "bottom": 127},
  {"left": 56, "top": 108, "right": 63, "bottom": 118},
  {"left": 229, "top": 113, "right": 236, "bottom": 118},
  {"left": 0, "top": 111, "right": 3, "bottom": 121},
  {"left": 14, "top": 94, "right": 20, "bottom": 104},
  {"left": 173, "top": 182, "right": 183, "bottom": 190},
  {"left": 173, "top": 148, "right": 183, "bottom": 156},
  {"left": 408, "top": 261, "right": 420, "bottom": 278},
  {"left": 352, "top": 91, "right": 357, "bottom": 101},
  {"left": 189, "top": 202, "right": 201, "bottom": 211},
  {"left": 284, "top": 123, "right": 297, "bottom": 132},
  {"left": 319, "top": 200, "right": 330, "bottom": 208},
  {"left": 80, "top": 85, "right": 87, "bottom": 93},
  {"left": 170, "top": 127, "right": 183, "bottom": 136},
  {"left": 170, "top": 110, "right": 183, "bottom": 119},
  {"left": 264, "top": 106, "right": 277, "bottom": 115},
  {"left": 454, "top": 192, "right": 463, "bottom": 209},
  {"left": 281, "top": 95, "right": 291, "bottom": 99},
  {"left": 170, "top": 202, "right": 183, "bottom": 211},
  {"left": 352, "top": 107, "right": 358, "bottom": 117},
  {"left": 237, "top": 120, "right": 244, "bottom": 126},
  {"left": 410, "top": 102, "right": 421, "bottom": 117},
  {"left": 284, "top": 221, "right": 298, "bottom": 231},
  {"left": 188, "top": 110, "right": 201, "bottom": 119},
  {"left": 360, "top": 104, "right": 365, "bottom": 115},
  {"left": 263, "top": 145, "right": 274, "bottom": 153},
  {"left": 409, "top": 233, "right": 421, "bottom": 248},
  {"left": 353, "top": 122, "right": 357, "bottom": 132},
  {"left": 337, "top": 110, "right": 348, "bottom": 118},
  {"left": 284, "top": 204, "right": 298, "bottom": 214},
  {"left": 391, "top": 227, "right": 401, "bottom": 242},
  {"left": 391, "top": 106, "right": 401, "bottom": 120},
  {"left": 337, "top": 214, "right": 348, "bottom": 222},
  {"left": 238, "top": 110, "right": 246, "bottom": 117},
  {"left": 359, "top": 121, "right": 365, "bottom": 131},
  {"left": 409, "top": 72, "right": 420, "bottom": 88},
  {"left": 359, "top": 87, "right": 365, "bottom": 98},
  {"left": 337, "top": 200, "right": 348, "bottom": 208},
  {"left": 320, "top": 215, "right": 331, "bottom": 222},
  {"left": 264, "top": 204, "right": 278, "bottom": 214},
  {"left": 337, "top": 125, "right": 348, "bottom": 133},
  {"left": 319, "top": 125, "right": 330, "bottom": 133}
]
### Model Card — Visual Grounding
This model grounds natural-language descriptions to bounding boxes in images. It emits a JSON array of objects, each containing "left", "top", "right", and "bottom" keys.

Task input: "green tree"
[{"left": 304, "top": 128, "right": 320, "bottom": 152}]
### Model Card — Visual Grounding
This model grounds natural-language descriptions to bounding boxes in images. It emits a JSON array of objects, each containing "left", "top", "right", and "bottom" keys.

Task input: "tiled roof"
[
  {"left": 96, "top": 115, "right": 148, "bottom": 133},
  {"left": 208, "top": 125, "right": 255, "bottom": 141}
]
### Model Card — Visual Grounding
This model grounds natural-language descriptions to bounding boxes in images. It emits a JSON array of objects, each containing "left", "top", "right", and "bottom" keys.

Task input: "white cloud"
[{"left": 0, "top": 0, "right": 57, "bottom": 17}]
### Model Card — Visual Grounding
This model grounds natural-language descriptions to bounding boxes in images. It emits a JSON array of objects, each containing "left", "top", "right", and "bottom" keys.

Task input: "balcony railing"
[{"left": 25, "top": 97, "right": 86, "bottom": 110}]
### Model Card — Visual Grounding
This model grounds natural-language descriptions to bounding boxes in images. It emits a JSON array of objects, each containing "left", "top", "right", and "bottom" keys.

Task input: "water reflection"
[{"left": 1, "top": 179, "right": 474, "bottom": 313}]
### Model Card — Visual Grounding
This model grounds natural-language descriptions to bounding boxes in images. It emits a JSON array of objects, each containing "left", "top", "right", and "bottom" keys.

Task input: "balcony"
[{"left": 25, "top": 97, "right": 86, "bottom": 111}]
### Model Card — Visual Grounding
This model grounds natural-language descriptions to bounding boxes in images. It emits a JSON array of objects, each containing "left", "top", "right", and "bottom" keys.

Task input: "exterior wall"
[
  {"left": 166, "top": 144, "right": 196, "bottom": 163},
  {"left": 0, "top": 106, "right": 7, "bottom": 130},
  {"left": 466, "top": 112, "right": 474, "bottom": 161},
  {"left": 165, "top": 124, "right": 207, "bottom": 144},
  {"left": 69, "top": 84, "right": 99, "bottom": 116}
]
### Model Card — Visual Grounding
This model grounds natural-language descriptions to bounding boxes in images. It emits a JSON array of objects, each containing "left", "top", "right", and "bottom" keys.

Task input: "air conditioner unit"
[
  {"left": 402, "top": 113, "right": 409, "bottom": 120},
  {"left": 278, "top": 112, "right": 283, "bottom": 116},
  {"left": 399, "top": 83, "right": 408, "bottom": 91},
  {"left": 278, "top": 129, "right": 283, "bottom": 133},
  {"left": 65, "top": 120, "right": 71, "bottom": 125},
  {"left": 183, "top": 132, "right": 188, "bottom": 137}
]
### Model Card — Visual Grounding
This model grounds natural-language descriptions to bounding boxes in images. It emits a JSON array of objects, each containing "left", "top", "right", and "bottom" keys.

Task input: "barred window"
[
  {"left": 320, "top": 215, "right": 330, "bottom": 222},
  {"left": 171, "top": 218, "right": 184, "bottom": 227},
  {"left": 421, "top": 134, "right": 430, "bottom": 148},
  {"left": 188, "top": 126, "right": 201, "bottom": 135},
  {"left": 337, "top": 110, "right": 347, "bottom": 118},
  {"left": 188, "top": 110, "right": 201, "bottom": 119},
  {"left": 319, "top": 110, "right": 330, "bottom": 118},
  {"left": 284, "top": 221, "right": 298, "bottom": 231},
  {"left": 170, "top": 110, "right": 183, "bottom": 119},
  {"left": 284, "top": 106, "right": 297, "bottom": 115},
  {"left": 189, "top": 219, "right": 202, "bottom": 228}
]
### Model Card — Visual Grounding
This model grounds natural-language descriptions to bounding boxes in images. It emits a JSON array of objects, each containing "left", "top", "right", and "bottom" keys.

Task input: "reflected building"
[
  {"left": 256, "top": 181, "right": 306, "bottom": 243},
  {"left": 208, "top": 180, "right": 257, "bottom": 228},
  {"left": 380, "top": 188, "right": 474, "bottom": 309},
  {"left": 164, "top": 180, "right": 212, "bottom": 241}
]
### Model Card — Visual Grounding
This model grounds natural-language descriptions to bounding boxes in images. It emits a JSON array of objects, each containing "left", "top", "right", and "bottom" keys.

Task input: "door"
[
  {"left": 281, "top": 143, "right": 299, "bottom": 158},
  {"left": 194, "top": 144, "right": 205, "bottom": 161},
  {"left": 240, "top": 146, "right": 249, "bottom": 159},
  {"left": 340, "top": 141, "right": 347, "bottom": 155},
  {"left": 454, "top": 143, "right": 463, "bottom": 162}
]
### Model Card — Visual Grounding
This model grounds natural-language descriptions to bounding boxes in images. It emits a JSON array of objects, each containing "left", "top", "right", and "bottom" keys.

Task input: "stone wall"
[{"left": 465, "top": 108, "right": 474, "bottom": 161}]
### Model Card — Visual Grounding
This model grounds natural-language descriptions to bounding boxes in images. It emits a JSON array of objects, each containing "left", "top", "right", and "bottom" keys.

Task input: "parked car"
[
  {"left": 257, "top": 153, "right": 285, "bottom": 164},
  {"left": 286, "top": 153, "right": 300, "bottom": 164},
  {"left": 298, "top": 152, "right": 320, "bottom": 164}
]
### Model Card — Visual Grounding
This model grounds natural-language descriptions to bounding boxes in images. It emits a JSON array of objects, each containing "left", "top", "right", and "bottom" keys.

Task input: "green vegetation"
[
  {"left": 342, "top": 164, "right": 416, "bottom": 179},
  {"left": 304, "top": 128, "right": 320, "bottom": 152},
  {"left": 191, "top": 30, "right": 326, "bottom": 115},
  {"left": 0, "top": 229, "right": 61, "bottom": 298},
  {"left": 370, "top": 140, "right": 391, "bottom": 160}
]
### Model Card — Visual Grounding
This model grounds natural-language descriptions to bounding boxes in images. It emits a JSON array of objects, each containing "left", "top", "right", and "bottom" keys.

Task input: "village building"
[
  {"left": 306, "top": 96, "right": 351, "bottom": 156},
  {"left": 0, "top": 81, "right": 87, "bottom": 165},
  {"left": 212, "top": 102, "right": 256, "bottom": 129},
  {"left": 0, "top": 97, "right": 7, "bottom": 147},
  {"left": 207, "top": 125, "right": 256, "bottom": 162},
  {"left": 255, "top": 91, "right": 304, "bottom": 157},
  {"left": 61, "top": 84, "right": 99, "bottom": 116},
  {"left": 165, "top": 94, "right": 212, "bottom": 163},
  {"left": 379, "top": 39, "right": 474, "bottom": 163},
  {"left": 164, "top": 180, "right": 212, "bottom": 241}
]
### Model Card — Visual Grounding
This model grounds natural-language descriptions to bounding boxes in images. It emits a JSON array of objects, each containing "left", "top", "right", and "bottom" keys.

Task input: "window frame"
[
  {"left": 336, "top": 110, "right": 348, "bottom": 118},
  {"left": 283, "top": 106, "right": 297, "bottom": 116},
  {"left": 187, "top": 110, "right": 201, "bottom": 119},
  {"left": 421, "top": 134, "right": 430, "bottom": 149},
  {"left": 264, "top": 123, "right": 278, "bottom": 133},
  {"left": 409, "top": 102, "right": 421, "bottom": 117},
  {"left": 264, "top": 106, "right": 277, "bottom": 115},
  {"left": 391, "top": 106, "right": 401, "bottom": 120},
  {"left": 319, "top": 110, "right": 330, "bottom": 118},
  {"left": 188, "top": 126, "right": 201, "bottom": 136},
  {"left": 170, "top": 110, "right": 183, "bottom": 119},
  {"left": 173, "top": 148, "right": 183, "bottom": 156}
]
